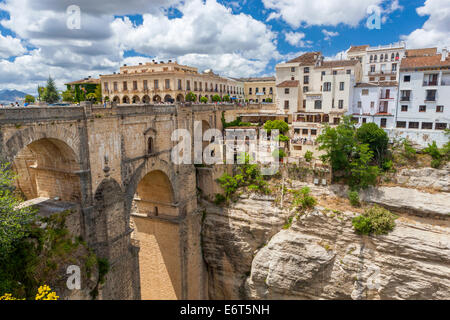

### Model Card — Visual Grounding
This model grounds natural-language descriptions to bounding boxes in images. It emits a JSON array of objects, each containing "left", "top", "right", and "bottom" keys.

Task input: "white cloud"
[
  {"left": 284, "top": 31, "right": 312, "bottom": 47},
  {"left": 322, "top": 29, "right": 339, "bottom": 41},
  {"left": 263, "top": 0, "right": 384, "bottom": 27},
  {"left": 0, "top": 33, "right": 27, "bottom": 58},
  {"left": 0, "top": 0, "right": 279, "bottom": 92},
  {"left": 401, "top": 0, "right": 450, "bottom": 50},
  {"left": 325, "top": 50, "right": 348, "bottom": 61}
]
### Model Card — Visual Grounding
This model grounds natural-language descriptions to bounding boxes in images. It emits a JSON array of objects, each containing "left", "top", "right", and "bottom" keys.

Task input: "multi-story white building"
[
  {"left": 392, "top": 49, "right": 450, "bottom": 147},
  {"left": 350, "top": 82, "right": 398, "bottom": 129},
  {"left": 275, "top": 52, "right": 362, "bottom": 157},
  {"left": 347, "top": 42, "right": 406, "bottom": 83}
]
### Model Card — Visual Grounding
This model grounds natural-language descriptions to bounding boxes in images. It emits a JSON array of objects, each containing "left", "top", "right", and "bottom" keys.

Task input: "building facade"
[
  {"left": 347, "top": 42, "right": 406, "bottom": 83},
  {"left": 350, "top": 82, "right": 398, "bottom": 129},
  {"left": 393, "top": 49, "right": 450, "bottom": 147},
  {"left": 100, "top": 60, "right": 245, "bottom": 104},
  {"left": 241, "top": 77, "right": 276, "bottom": 103},
  {"left": 275, "top": 52, "right": 362, "bottom": 157}
]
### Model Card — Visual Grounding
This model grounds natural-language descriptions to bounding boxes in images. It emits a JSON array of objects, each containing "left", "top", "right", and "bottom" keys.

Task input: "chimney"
[{"left": 442, "top": 48, "right": 448, "bottom": 61}]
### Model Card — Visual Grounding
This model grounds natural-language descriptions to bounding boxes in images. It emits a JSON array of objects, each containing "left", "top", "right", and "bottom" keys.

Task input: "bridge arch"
[
  {"left": 9, "top": 136, "right": 82, "bottom": 202},
  {"left": 176, "top": 94, "right": 184, "bottom": 103},
  {"left": 113, "top": 96, "right": 120, "bottom": 103},
  {"left": 123, "top": 96, "right": 130, "bottom": 104},
  {"left": 129, "top": 166, "right": 182, "bottom": 300}
]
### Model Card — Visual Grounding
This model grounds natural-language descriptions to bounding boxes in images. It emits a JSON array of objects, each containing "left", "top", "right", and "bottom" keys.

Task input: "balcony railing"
[
  {"left": 423, "top": 81, "right": 438, "bottom": 86},
  {"left": 400, "top": 96, "right": 410, "bottom": 102}
]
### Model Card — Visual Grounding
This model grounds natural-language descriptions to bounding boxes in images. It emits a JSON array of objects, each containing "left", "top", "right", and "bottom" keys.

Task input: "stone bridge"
[{"left": 0, "top": 103, "right": 238, "bottom": 300}]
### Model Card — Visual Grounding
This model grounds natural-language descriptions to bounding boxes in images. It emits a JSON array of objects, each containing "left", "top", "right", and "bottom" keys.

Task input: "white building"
[
  {"left": 350, "top": 82, "right": 398, "bottom": 129},
  {"left": 391, "top": 49, "right": 450, "bottom": 147},
  {"left": 347, "top": 42, "right": 406, "bottom": 84}
]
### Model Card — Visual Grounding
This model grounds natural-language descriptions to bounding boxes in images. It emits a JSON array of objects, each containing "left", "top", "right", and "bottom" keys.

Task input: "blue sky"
[{"left": 0, "top": 0, "right": 448, "bottom": 93}]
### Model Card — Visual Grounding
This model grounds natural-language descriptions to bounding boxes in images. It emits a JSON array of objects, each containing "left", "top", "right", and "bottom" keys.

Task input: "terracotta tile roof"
[
  {"left": 277, "top": 80, "right": 299, "bottom": 88},
  {"left": 316, "top": 60, "right": 359, "bottom": 68},
  {"left": 348, "top": 45, "right": 369, "bottom": 53},
  {"left": 405, "top": 48, "right": 437, "bottom": 57},
  {"left": 401, "top": 54, "right": 450, "bottom": 70},
  {"left": 287, "top": 52, "right": 321, "bottom": 65},
  {"left": 65, "top": 78, "right": 100, "bottom": 85}
]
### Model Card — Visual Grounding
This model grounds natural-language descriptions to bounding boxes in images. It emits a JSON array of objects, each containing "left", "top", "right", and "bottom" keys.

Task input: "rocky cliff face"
[{"left": 202, "top": 174, "right": 450, "bottom": 300}]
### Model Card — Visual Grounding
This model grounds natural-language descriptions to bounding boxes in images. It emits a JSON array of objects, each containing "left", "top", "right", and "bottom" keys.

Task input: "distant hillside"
[{"left": 0, "top": 89, "right": 29, "bottom": 103}]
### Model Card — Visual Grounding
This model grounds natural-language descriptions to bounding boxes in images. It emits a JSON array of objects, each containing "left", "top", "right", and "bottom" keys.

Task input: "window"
[
  {"left": 422, "top": 122, "right": 433, "bottom": 130},
  {"left": 346, "top": 69, "right": 351, "bottom": 75},
  {"left": 370, "top": 65, "right": 376, "bottom": 73},
  {"left": 426, "top": 90, "right": 436, "bottom": 101},
  {"left": 362, "top": 89, "right": 369, "bottom": 96},
  {"left": 302, "top": 129, "right": 308, "bottom": 135},
  {"left": 396, "top": 121, "right": 407, "bottom": 128},
  {"left": 154, "top": 80, "right": 159, "bottom": 89},
  {"left": 392, "top": 63, "right": 397, "bottom": 72},
  {"left": 436, "top": 123, "right": 447, "bottom": 130},
  {"left": 177, "top": 79, "right": 182, "bottom": 90},
  {"left": 333, "top": 70, "right": 337, "bottom": 75},
  {"left": 123, "top": 81, "right": 128, "bottom": 91},
  {"left": 338, "top": 100, "right": 344, "bottom": 109},
  {"left": 284, "top": 100, "right": 289, "bottom": 110},
  {"left": 187, "top": 80, "right": 191, "bottom": 91},
  {"left": 369, "top": 77, "right": 375, "bottom": 82},
  {"left": 133, "top": 81, "right": 138, "bottom": 90},
  {"left": 314, "top": 100, "right": 322, "bottom": 110},
  {"left": 370, "top": 101, "right": 375, "bottom": 108},
  {"left": 291, "top": 77, "right": 295, "bottom": 80},
  {"left": 408, "top": 122, "right": 419, "bottom": 129},
  {"left": 404, "top": 75, "right": 411, "bottom": 82},
  {"left": 285, "top": 88, "right": 290, "bottom": 94},
  {"left": 401, "top": 90, "right": 411, "bottom": 101},
  {"left": 249, "top": 88, "right": 252, "bottom": 94},
  {"left": 391, "top": 53, "right": 395, "bottom": 61},
  {"left": 321, "top": 71, "right": 326, "bottom": 80},
  {"left": 332, "top": 99, "right": 335, "bottom": 108},
  {"left": 419, "top": 105, "right": 426, "bottom": 112},
  {"left": 303, "top": 86, "right": 309, "bottom": 93},
  {"left": 165, "top": 79, "right": 171, "bottom": 89},
  {"left": 362, "top": 118, "right": 367, "bottom": 124},
  {"left": 143, "top": 80, "right": 148, "bottom": 90},
  {"left": 333, "top": 118, "right": 340, "bottom": 125},
  {"left": 380, "top": 118, "right": 387, "bottom": 128},
  {"left": 113, "top": 82, "right": 118, "bottom": 91},
  {"left": 255, "top": 87, "right": 259, "bottom": 93},
  {"left": 323, "top": 82, "right": 331, "bottom": 92},
  {"left": 147, "top": 137, "right": 154, "bottom": 154},
  {"left": 401, "top": 105, "right": 408, "bottom": 112},
  {"left": 303, "top": 100, "right": 306, "bottom": 108},
  {"left": 437, "top": 105, "right": 444, "bottom": 112},
  {"left": 423, "top": 74, "right": 438, "bottom": 86},
  {"left": 339, "top": 82, "right": 345, "bottom": 91},
  {"left": 304, "top": 76, "right": 309, "bottom": 84},
  {"left": 358, "top": 101, "right": 362, "bottom": 108},
  {"left": 291, "top": 67, "right": 296, "bottom": 72},
  {"left": 304, "top": 67, "right": 310, "bottom": 73},
  {"left": 311, "top": 129, "right": 317, "bottom": 136},
  {"left": 104, "top": 82, "right": 109, "bottom": 91}
]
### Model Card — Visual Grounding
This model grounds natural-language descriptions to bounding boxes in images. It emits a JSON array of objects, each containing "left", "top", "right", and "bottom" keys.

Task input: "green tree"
[
  {"left": 349, "top": 144, "right": 380, "bottom": 189},
  {"left": 61, "top": 90, "right": 74, "bottom": 102},
  {"left": 0, "top": 163, "right": 36, "bottom": 258},
  {"left": 356, "top": 123, "right": 389, "bottom": 164},
  {"left": 37, "top": 86, "right": 46, "bottom": 102},
  {"left": 212, "top": 95, "right": 222, "bottom": 103},
  {"left": 42, "top": 77, "right": 60, "bottom": 104},
  {"left": 200, "top": 96, "right": 208, "bottom": 104},
  {"left": 304, "top": 151, "right": 314, "bottom": 162},
  {"left": 185, "top": 92, "right": 197, "bottom": 102},
  {"left": 86, "top": 93, "right": 96, "bottom": 101},
  {"left": 24, "top": 95, "right": 35, "bottom": 104},
  {"left": 264, "top": 120, "right": 289, "bottom": 134},
  {"left": 222, "top": 95, "right": 230, "bottom": 102},
  {"left": 94, "top": 85, "right": 102, "bottom": 102}
]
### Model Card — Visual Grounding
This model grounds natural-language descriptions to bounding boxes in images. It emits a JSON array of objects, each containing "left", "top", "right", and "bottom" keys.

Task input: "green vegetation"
[
  {"left": 348, "top": 190, "right": 361, "bottom": 207},
  {"left": 216, "top": 153, "right": 270, "bottom": 203},
  {"left": 272, "top": 148, "right": 287, "bottom": 160},
  {"left": 355, "top": 123, "right": 389, "bottom": 165},
  {"left": 221, "top": 112, "right": 253, "bottom": 129},
  {"left": 62, "top": 89, "right": 75, "bottom": 102},
  {"left": 24, "top": 95, "right": 35, "bottom": 104},
  {"left": 86, "top": 93, "right": 96, "bottom": 101},
  {"left": 222, "top": 95, "right": 230, "bottom": 102},
  {"left": 290, "top": 187, "right": 317, "bottom": 211},
  {"left": 185, "top": 92, "right": 197, "bottom": 102},
  {"left": 212, "top": 94, "right": 222, "bottom": 103},
  {"left": 200, "top": 96, "right": 208, "bottom": 104},
  {"left": 423, "top": 141, "right": 445, "bottom": 168},
  {"left": 317, "top": 116, "right": 383, "bottom": 190},
  {"left": 263, "top": 120, "right": 289, "bottom": 134},
  {"left": 42, "top": 77, "right": 60, "bottom": 104},
  {"left": 352, "top": 206, "right": 397, "bottom": 235},
  {"left": 304, "top": 151, "right": 314, "bottom": 162},
  {"left": 265, "top": 98, "right": 273, "bottom": 103}
]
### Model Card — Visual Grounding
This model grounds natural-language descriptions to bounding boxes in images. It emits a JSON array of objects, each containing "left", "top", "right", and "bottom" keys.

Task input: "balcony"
[
  {"left": 423, "top": 81, "right": 438, "bottom": 86},
  {"left": 379, "top": 94, "right": 392, "bottom": 100},
  {"left": 400, "top": 96, "right": 410, "bottom": 102}
]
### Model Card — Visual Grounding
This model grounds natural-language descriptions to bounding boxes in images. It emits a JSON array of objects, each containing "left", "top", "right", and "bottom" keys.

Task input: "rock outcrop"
[
  {"left": 394, "top": 166, "right": 450, "bottom": 192},
  {"left": 202, "top": 191, "right": 450, "bottom": 300}
]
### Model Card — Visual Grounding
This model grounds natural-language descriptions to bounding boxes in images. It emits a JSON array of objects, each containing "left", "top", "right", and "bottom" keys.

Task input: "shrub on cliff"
[
  {"left": 291, "top": 187, "right": 317, "bottom": 211},
  {"left": 352, "top": 206, "right": 397, "bottom": 236}
]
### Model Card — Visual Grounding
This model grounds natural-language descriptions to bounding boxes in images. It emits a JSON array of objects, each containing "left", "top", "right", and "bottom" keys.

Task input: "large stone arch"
[
  {"left": 132, "top": 95, "right": 140, "bottom": 104},
  {"left": 142, "top": 95, "right": 151, "bottom": 104},
  {"left": 4, "top": 128, "right": 83, "bottom": 202},
  {"left": 128, "top": 163, "right": 183, "bottom": 300},
  {"left": 164, "top": 95, "right": 173, "bottom": 103},
  {"left": 113, "top": 96, "right": 120, "bottom": 103},
  {"left": 123, "top": 96, "right": 130, "bottom": 104},
  {"left": 153, "top": 95, "right": 161, "bottom": 103},
  {"left": 176, "top": 94, "right": 184, "bottom": 103}
]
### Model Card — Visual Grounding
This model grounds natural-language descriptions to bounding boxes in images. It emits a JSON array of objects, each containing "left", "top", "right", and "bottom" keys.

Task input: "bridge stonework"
[{"left": 0, "top": 103, "right": 233, "bottom": 300}]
